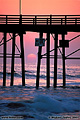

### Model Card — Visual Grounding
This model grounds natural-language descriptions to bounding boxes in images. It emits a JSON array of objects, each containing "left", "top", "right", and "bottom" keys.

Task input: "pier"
[{"left": 0, "top": 15, "right": 80, "bottom": 88}]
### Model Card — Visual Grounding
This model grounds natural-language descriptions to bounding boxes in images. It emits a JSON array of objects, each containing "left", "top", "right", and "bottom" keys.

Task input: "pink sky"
[
  {"left": 0, "top": 0, "right": 80, "bottom": 64},
  {"left": 0, "top": 0, "right": 80, "bottom": 15}
]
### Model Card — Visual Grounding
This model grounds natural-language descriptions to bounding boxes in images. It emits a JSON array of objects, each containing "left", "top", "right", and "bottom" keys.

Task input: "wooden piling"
[
  {"left": 46, "top": 32, "right": 50, "bottom": 88},
  {"left": 11, "top": 33, "right": 15, "bottom": 86},
  {"left": 54, "top": 33, "right": 58, "bottom": 88},
  {"left": 62, "top": 34, "right": 66, "bottom": 87},
  {"left": 3, "top": 32, "right": 6, "bottom": 86},
  {"left": 20, "top": 33, "right": 25, "bottom": 86},
  {"left": 36, "top": 32, "right": 43, "bottom": 88}
]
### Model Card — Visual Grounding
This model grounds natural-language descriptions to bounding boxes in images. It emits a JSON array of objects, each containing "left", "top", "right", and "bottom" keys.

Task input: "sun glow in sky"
[
  {"left": 27, "top": 54, "right": 37, "bottom": 63},
  {"left": 0, "top": 0, "right": 80, "bottom": 64}
]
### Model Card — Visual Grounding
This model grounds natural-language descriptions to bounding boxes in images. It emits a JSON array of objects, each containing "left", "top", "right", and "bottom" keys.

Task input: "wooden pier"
[{"left": 0, "top": 15, "right": 80, "bottom": 87}]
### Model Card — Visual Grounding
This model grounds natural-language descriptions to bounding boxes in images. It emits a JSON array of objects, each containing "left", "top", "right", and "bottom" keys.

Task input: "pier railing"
[{"left": 0, "top": 15, "right": 80, "bottom": 25}]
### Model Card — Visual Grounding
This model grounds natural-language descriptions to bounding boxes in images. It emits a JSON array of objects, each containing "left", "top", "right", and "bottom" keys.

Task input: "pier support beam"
[
  {"left": 11, "top": 33, "right": 15, "bottom": 86},
  {"left": 36, "top": 32, "right": 43, "bottom": 88},
  {"left": 62, "top": 34, "right": 66, "bottom": 87},
  {"left": 3, "top": 32, "right": 7, "bottom": 86},
  {"left": 20, "top": 33, "right": 25, "bottom": 86},
  {"left": 46, "top": 32, "right": 50, "bottom": 88},
  {"left": 54, "top": 33, "right": 58, "bottom": 88}
]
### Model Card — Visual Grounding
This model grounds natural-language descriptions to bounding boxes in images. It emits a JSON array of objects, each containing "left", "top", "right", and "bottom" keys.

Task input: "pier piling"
[
  {"left": 3, "top": 32, "right": 7, "bottom": 86},
  {"left": 62, "top": 34, "right": 66, "bottom": 87},
  {"left": 46, "top": 32, "right": 50, "bottom": 88},
  {"left": 36, "top": 32, "right": 43, "bottom": 88},
  {"left": 54, "top": 33, "right": 58, "bottom": 88},
  {"left": 20, "top": 33, "right": 25, "bottom": 86},
  {"left": 11, "top": 33, "right": 15, "bottom": 86}
]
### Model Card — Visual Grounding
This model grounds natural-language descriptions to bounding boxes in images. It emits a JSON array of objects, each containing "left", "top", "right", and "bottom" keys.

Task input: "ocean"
[{"left": 0, "top": 63, "right": 80, "bottom": 120}]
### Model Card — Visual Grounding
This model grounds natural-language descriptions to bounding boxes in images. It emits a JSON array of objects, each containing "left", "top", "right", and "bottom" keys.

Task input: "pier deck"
[{"left": 0, "top": 15, "right": 80, "bottom": 33}]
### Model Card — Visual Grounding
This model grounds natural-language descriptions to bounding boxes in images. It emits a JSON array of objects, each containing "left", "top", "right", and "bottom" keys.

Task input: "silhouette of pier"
[{"left": 0, "top": 15, "right": 80, "bottom": 88}]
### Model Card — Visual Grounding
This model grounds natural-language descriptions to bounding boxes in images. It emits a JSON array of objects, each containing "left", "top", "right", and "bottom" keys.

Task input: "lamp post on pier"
[{"left": 19, "top": 0, "right": 21, "bottom": 15}]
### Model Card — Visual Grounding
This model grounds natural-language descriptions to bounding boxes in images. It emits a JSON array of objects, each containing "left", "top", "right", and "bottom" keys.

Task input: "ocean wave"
[
  {"left": 66, "top": 74, "right": 80, "bottom": 79},
  {"left": 6, "top": 72, "right": 22, "bottom": 77},
  {"left": 0, "top": 71, "right": 80, "bottom": 80},
  {"left": 0, "top": 72, "right": 3, "bottom": 75},
  {"left": 25, "top": 73, "right": 36, "bottom": 79},
  {"left": 0, "top": 85, "right": 80, "bottom": 119},
  {"left": 0, "top": 72, "right": 3, "bottom": 78},
  {"left": 25, "top": 70, "right": 35, "bottom": 73},
  {"left": 30, "top": 94, "right": 80, "bottom": 113},
  {"left": 1, "top": 94, "right": 80, "bottom": 114}
]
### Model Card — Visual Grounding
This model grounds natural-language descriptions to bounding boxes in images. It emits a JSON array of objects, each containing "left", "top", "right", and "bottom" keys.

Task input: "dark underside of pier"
[{"left": 0, "top": 24, "right": 80, "bottom": 33}]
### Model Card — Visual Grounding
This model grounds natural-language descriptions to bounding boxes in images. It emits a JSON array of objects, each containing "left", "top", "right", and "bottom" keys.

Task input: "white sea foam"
[
  {"left": 31, "top": 94, "right": 80, "bottom": 113},
  {"left": 31, "top": 95, "right": 63, "bottom": 113},
  {"left": 0, "top": 86, "right": 80, "bottom": 120},
  {"left": 0, "top": 64, "right": 80, "bottom": 119}
]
